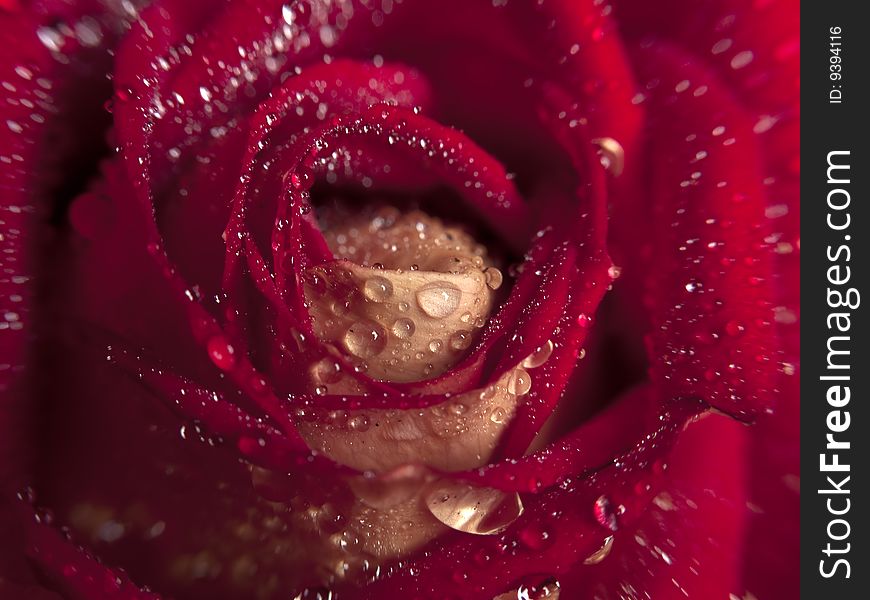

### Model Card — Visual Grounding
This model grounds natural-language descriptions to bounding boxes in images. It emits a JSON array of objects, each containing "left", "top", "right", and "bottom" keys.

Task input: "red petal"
[{"left": 635, "top": 42, "right": 779, "bottom": 421}]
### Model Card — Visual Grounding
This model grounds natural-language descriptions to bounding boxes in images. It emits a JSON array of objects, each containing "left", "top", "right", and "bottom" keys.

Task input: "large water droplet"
[
  {"left": 310, "top": 357, "right": 342, "bottom": 384},
  {"left": 592, "top": 137, "right": 625, "bottom": 176},
  {"left": 583, "top": 535, "right": 615, "bottom": 564},
  {"left": 416, "top": 282, "right": 461, "bottom": 318},
  {"left": 343, "top": 321, "right": 387, "bottom": 358},
  {"left": 522, "top": 340, "right": 554, "bottom": 368},
  {"left": 424, "top": 479, "right": 523, "bottom": 535},
  {"left": 489, "top": 406, "right": 507, "bottom": 424},
  {"left": 363, "top": 276, "right": 393, "bottom": 302},
  {"left": 484, "top": 267, "right": 503, "bottom": 290},
  {"left": 593, "top": 495, "right": 619, "bottom": 531},
  {"left": 507, "top": 368, "right": 532, "bottom": 396},
  {"left": 347, "top": 415, "right": 371, "bottom": 432},
  {"left": 449, "top": 330, "right": 473, "bottom": 351},
  {"left": 391, "top": 318, "right": 416, "bottom": 339}
]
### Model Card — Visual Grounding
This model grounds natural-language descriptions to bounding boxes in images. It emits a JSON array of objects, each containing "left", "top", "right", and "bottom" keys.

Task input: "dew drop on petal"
[
  {"left": 347, "top": 415, "right": 371, "bottom": 432},
  {"left": 484, "top": 267, "right": 503, "bottom": 290},
  {"left": 424, "top": 479, "right": 523, "bottom": 535},
  {"left": 363, "top": 276, "right": 393, "bottom": 302},
  {"left": 507, "top": 368, "right": 532, "bottom": 396},
  {"left": 592, "top": 137, "right": 625, "bottom": 176},
  {"left": 343, "top": 321, "right": 387, "bottom": 358},
  {"left": 489, "top": 406, "right": 507, "bottom": 424},
  {"left": 522, "top": 340, "right": 554, "bottom": 369},
  {"left": 583, "top": 535, "right": 615, "bottom": 564},
  {"left": 449, "top": 330, "right": 473, "bottom": 351},
  {"left": 310, "top": 357, "right": 342, "bottom": 384},
  {"left": 593, "top": 495, "right": 619, "bottom": 531},
  {"left": 448, "top": 402, "right": 468, "bottom": 416},
  {"left": 416, "top": 282, "right": 461, "bottom": 318},
  {"left": 391, "top": 318, "right": 416, "bottom": 339},
  {"left": 730, "top": 50, "right": 755, "bottom": 69}
]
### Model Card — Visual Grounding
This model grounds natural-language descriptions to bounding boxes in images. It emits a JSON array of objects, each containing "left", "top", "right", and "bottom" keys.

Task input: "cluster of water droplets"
[{"left": 303, "top": 206, "right": 505, "bottom": 386}]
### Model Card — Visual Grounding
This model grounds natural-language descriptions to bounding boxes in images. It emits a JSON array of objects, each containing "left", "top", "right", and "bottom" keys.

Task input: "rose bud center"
[
  {"left": 305, "top": 204, "right": 503, "bottom": 384},
  {"left": 286, "top": 203, "right": 540, "bottom": 573}
]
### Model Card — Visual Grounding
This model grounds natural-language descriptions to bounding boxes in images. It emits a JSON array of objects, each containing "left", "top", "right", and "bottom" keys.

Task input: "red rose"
[{"left": 0, "top": 1, "right": 799, "bottom": 599}]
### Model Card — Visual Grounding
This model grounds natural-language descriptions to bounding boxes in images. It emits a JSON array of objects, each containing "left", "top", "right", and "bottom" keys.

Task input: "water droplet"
[
  {"left": 449, "top": 330, "right": 473, "bottom": 351},
  {"left": 36, "top": 26, "right": 63, "bottom": 52},
  {"left": 484, "top": 267, "right": 503, "bottom": 290},
  {"left": 576, "top": 313, "right": 592, "bottom": 328},
  {"left": 331, "top": 299, "right": 352, "bottom": 316},
  {"left": 397, "top": 301, "right": 410, "bottom": 313},
  {"left": 310, "top": 358, "right": 342, "bottom": 384},
  {"left": 515, "top": 580, "right": 561, "bottom": 600},
  {"left": 363, "top": 276, "right": 393, "bottom": 302},
  {"left": 522, "top": 340, "right": 554, "bottom": 368},
  {"left": 592, "top": 137, "right": 625, "bottom": 176},
  {"left": 593, "top": 495, "right": 619, "bottom": 531},
  {"left": 583, "top": 535, "right": 615, "bottom": 564},
  {"left": 343, "top": 321, "right": 387, "bottom": 358},
  {"left": 326, "top": 410, "right": 348, "bottom": 428},
  {"left": 608, "top": 265, "right": 622, "bottom": 280},
  {"left": 428, "top": 339, "right": 443, "bottom": 353},
  {"left": 488, "top": 406, "right": 507, "bottom": 425},
  {"left": 424, "top": 479, "right": 523, "bottom": 535},
  {"left": 207, "top": 335, "right": 236, "bottom": 370},
  {"left": 314, "top": 385, "right": 328, "bottom": 396},
  {"left": 347, "top": 415, "right": 370, "bottom": 432},
  {"left": 448, "top": 402, "right": 467, "bottom": 416},
  {"left": 507, "top": 368, "right": 532, "bottom": 396},
  {"left": 391, "top": 318, "right": 415, "bottom": 339},
  {"left": 416, "top": 282, "right": 461, "bottom": 318},
  {"left": 730, "top": 50, "right": 755, "bottom": 69},
  {"left": 685, "top": 280, "right": 702, "bottom": 293}
]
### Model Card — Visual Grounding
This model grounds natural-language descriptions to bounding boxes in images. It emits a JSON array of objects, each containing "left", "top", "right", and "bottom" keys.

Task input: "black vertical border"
[{"left": 801, "top": 2, "right": 870, "bottom": 597}]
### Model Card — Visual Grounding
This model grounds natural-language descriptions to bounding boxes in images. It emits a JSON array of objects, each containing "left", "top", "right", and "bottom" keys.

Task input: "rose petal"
[{"left": 633, "top": 42, "right": 779, "bottom": 421}]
